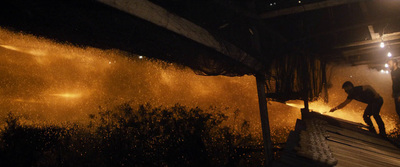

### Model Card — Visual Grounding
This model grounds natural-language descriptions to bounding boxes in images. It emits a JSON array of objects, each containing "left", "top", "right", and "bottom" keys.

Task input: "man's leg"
[
  {"left": 395, "top": 98, "right": 400, "bottom": 118},
  {"left": 363, "top": 109, "right": 376, "bottom": 133},
  {"left": 373, "top": 113, "right": 386, "bottom": 135},
  {"left": 363, "top": 114, "right": 376, "bottom": 133},
  {"left": 372, "top": 98, "right": 386, "bottom": 136}
]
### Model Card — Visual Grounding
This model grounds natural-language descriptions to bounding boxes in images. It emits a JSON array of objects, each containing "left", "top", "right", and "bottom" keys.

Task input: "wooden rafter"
[
  {"left": 259, "top": 0, "right": 364, "bottom": 19},
  {"left": 97, "top": 0, "right": 263, "bottom": 73}
]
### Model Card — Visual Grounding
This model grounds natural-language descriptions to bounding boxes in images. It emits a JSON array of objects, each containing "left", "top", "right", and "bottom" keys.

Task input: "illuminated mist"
[
  {"left": 319, "top": 64, "right": 399, "bottom": 132},
  {"left": 287, "top": 64, "right": 399, "bottom": 133},
  {"left": 0, "top": 28, "right": 300, "bottom": 139},
  {"left": 0, "top": 27, "right": 398, "bottom": 138}
]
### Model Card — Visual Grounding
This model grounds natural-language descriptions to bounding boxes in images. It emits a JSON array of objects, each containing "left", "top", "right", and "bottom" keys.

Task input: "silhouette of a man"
[
  {"left": 388, "top": 59, "right": 400, "bottom": 120},
  {"left": 329, "top": 81, "right": 386, "bottom": 136}
]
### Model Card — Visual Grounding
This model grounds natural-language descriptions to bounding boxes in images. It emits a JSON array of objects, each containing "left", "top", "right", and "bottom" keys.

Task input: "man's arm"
[{"left": 330, "top": 98, "right": 352, "bottom": 112}]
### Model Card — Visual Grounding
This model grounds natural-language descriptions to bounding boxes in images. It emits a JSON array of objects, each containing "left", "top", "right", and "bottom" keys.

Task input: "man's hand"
[{"left": 329, "top": 108, "right": 337, "bottom": 112}]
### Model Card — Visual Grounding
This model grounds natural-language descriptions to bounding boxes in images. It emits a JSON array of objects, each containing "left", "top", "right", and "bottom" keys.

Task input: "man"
[
  {"left": 388, "top": 59, "right": 400, "bottom": 119},
  {"left": 329, "top": 81, "right": 386, "bottom": 136}
]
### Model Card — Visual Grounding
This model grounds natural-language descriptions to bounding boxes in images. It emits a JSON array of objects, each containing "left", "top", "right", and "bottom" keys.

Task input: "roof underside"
[
  {"left": 149, "top": 0, "right": 400, "bottom": 69},
  {"left": 1, "top": 0, "right": 399, "bottom": 75}
]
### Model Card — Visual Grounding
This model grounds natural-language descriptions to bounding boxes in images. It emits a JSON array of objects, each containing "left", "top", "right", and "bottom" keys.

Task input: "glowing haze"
[
  {"left": 0, "top": 27, "right": 398, "bottom": 135},
  {"left": 0, "top": 28, "right": 299, "bottom": 134}
]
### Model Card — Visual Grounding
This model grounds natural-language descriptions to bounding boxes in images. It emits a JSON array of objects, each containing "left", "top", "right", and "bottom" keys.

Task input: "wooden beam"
[
  {"left": 259, "top": 0, "right": 364, "bottom": 19},
  {"left": 256, "top": 74, "right": 273, "bottom": 166},
  {"left": 336, "top": 32, "right": 400, "bottom": 48},
  {"left": 97, "top": 0, "right": 263, "bottom": 73}
]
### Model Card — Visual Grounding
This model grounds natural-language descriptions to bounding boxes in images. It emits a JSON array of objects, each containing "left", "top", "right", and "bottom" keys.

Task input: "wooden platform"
[{"left": 273, "top": 112, "right": 400, "bottom": 167}]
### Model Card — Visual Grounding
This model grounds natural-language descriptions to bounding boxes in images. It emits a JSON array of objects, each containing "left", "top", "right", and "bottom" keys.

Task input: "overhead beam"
[
  {"left": 97, "top": 0, "right": 263, "bottom": 73},
  {"left": 337, "top": 32, "right": 400, "bottom": 48},
  {"left": 260, "top": 0, "right": 364, "bottom": 19}
]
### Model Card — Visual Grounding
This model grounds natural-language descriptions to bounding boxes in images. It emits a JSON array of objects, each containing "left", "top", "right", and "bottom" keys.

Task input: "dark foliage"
[
  {"left": 388, "top": 125, "right": 400, "bottom": 148},
  {"left": 0, "top": 104, "right": 264, "bottom": 167}
]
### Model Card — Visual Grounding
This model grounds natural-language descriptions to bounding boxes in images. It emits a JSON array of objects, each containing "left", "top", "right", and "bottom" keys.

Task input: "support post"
[
  {"left": 301, "top": 57, "right": 310, "bottom": 119},
  {"left": 256, "top": 73, "right": 273, "bottom": 166},
  {"left": 301, "top": 99, "right": 310, "bottom": 119}
]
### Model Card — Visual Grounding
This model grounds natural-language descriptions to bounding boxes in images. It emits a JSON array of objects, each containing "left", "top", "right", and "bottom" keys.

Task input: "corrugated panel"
[{"left": 274, "top": 112, "right": 400, "bottom": 167}]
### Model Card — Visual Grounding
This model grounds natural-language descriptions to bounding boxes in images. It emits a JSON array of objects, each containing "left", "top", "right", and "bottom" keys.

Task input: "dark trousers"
[
  {"left": 363, "top": 97, "right": 386, "bottom": 135},
  {"left": 394, "top": 97, "right": 400, "bottom": 119}
]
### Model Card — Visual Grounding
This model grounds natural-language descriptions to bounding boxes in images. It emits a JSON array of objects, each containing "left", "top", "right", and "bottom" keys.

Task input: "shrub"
[{"left": 0, "top": 104, "right": 265, "bottom": 167}]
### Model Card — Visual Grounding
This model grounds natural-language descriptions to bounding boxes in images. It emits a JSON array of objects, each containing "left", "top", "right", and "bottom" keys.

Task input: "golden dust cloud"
[{"left": 0, "top": 27, "right": 398, "bottom": 138}]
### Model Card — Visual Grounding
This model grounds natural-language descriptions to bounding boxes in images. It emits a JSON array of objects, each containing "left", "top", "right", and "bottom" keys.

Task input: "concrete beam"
[{"left": 97, "top": 0, "right": 263, "bottom": 73}]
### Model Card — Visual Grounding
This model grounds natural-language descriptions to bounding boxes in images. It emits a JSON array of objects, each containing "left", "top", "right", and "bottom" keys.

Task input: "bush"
[{"left": 0, "top": 104, "right": 264, "bottom": 167}]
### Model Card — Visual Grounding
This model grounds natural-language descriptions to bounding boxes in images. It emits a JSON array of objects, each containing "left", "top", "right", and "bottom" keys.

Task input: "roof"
[
  {"left": 274, "top": 111, "right": 400, "bottom": 167},
  {"left": 1, "top": 0, "right": 399, "bottom": 101},
  {"left": 1, "top": 0, "right": 400, "bottom": 73}
]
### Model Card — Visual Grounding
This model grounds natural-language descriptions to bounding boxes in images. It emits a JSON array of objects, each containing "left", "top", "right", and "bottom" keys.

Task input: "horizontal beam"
[
  {"left": 337, "top": 32, "right": 400, "bottom": 49},
  {"left": 260, "top": 0, "right": 363, "bottom": 19},
  {"left": 97, "top": 0, "right": 263, "bottom": 73}
]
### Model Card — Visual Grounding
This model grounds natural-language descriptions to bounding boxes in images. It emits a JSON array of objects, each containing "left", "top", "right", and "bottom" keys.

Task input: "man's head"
[
  {"left": 342, "top": 81, "right": 354, "bottom": 94},
  {"left": 388, "top": 59, "right": 398, "bottom": 71}
]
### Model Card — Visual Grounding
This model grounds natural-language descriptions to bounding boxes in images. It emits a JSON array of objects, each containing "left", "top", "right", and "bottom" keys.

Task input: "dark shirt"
[
  {"left": 347, "top": 85, "right": 381, "bottom": 104},
  {"left": 391, "top": 68, "right": 400, "bottom": 98}
]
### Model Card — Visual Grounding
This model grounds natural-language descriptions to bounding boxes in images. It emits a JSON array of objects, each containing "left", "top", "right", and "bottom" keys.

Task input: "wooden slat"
[
  {"left": 328, "top": 140, "right": 400, "bottom": 167},
  {"left": 260, "top": 0, "right": 364, "bottom": 19},
  {"left": 97, "top": 0, "right": 263, "bottom": 73}
]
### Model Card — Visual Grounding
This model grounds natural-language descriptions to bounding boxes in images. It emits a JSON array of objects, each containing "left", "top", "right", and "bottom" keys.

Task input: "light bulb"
[
  {"left": 388, "top": 52, "right": 392, "bottom": 57},
  {"left": 385, "top": 63, "right": 389, "bottom": 68},
  {"left": 380, "top": 42, "right": 385, "bottom": 48}
]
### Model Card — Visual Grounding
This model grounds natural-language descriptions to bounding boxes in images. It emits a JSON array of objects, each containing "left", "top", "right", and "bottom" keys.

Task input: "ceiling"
[{"left": 149, "top": 0, "right": 400, "bottom": 69}]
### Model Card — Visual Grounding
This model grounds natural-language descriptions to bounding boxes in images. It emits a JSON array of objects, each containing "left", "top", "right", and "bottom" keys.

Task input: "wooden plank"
[
  {"left": 256, "top": 74, "right": 273, "bottom": 165},
  {"left": 328, "top": 140, "right": 400, "bottom": 167},
  {"left": 326, "top": 126, "right": 397, "bottom": 149},
  {"left": 97, "top": 0, "right": 263, "bottom": 73},
  {"left": 336, "top": 32, "right": 400, "bottom": 48},
  {"left": 327, "top": 132, "right": 400, "bottom": 156},
  {"left": 260, "top": 0, "right": 364, "bottom": 19}
]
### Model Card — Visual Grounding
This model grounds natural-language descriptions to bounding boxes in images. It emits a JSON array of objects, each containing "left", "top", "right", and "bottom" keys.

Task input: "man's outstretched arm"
[{"left": 330, "top": 99, "right": 352, "bottom": 112}]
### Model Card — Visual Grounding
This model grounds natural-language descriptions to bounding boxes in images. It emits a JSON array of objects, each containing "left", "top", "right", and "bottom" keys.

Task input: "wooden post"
[
  {"left": 256, "top": 73, "right": 273, "bottom": 166},
  {"left": 301, "top": 57, "right": 310, "bottom": 119},
  {"left": 303, "top": 99, "right": 309, "bottom": 111}
]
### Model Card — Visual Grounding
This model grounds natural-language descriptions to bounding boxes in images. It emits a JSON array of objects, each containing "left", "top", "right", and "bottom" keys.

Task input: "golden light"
[
  {"left": 380, "top": 42, "right": 385, "bottom": 48},
  {"left": 0, "top": 44, "right": 19, "bottom": 51},
  {"left": 28, "top": 49, "right": 46, "bottom": 56},
  {"left": 285, "top": 101, "right": 331, "bottom": 114},
  {"left": 13, "top": 98, "right": 43, "bottom": 103},
  {"left": 0, "top": 44, "right": 47, "bottom": 56},
  {"left": 50, "top": 93, "right": 82, "bottom": 98},
  {"left": 285, "top": 102, "right": 303, "bottom": 108}
]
